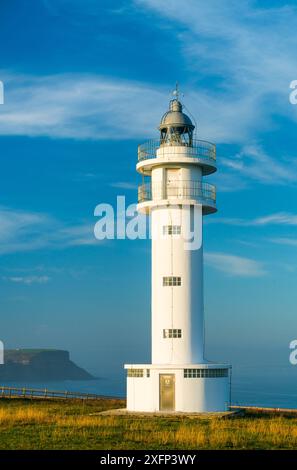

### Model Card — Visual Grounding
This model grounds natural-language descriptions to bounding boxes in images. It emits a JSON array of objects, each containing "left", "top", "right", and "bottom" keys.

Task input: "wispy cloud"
[
  {"left": 0, "top": 73, "right": 167, "bottom": 140},
  {"left": 214, "top": 172, "right": 249, "bottom": 193},
  {"left": 205, "top": 251, "right": 266, "bottom": 277},
  {"left": 72, "top": 172, "right": 100, "bottom": 183},
  {"left": 0, "top": 0, "right": 296, "bottom": 199},
  {"left": 0, "top": 70, "right": 258, "bottom": 143},
  {"left": 0, "top": 206, "right": 98, "bottom": 255},
  {"left": 269, "top": 237, "right": 297, "bottom": 247},
  {"left": 221, "top": 145, "right": 297, "bottom": 186},
  {"left": 137, "top": 0, "right": 297, "bottom": 142},
  {"left": 57, "top": 225, "right": 98, "bottom": 247},
  {"left": 252, "top": 213, "right": 297, "bottom": 226},
  {"left": 110, "top": 182, "right": 137, "bottom": 190},
  {"left": 2, "top": 275, "right": 50, "bottom": 285},
  {"left": 0, "top": 60, "right": 294, "bottom": 150},
  {"left": 210, "top": 212, "right": 297, "bottom": 227}
]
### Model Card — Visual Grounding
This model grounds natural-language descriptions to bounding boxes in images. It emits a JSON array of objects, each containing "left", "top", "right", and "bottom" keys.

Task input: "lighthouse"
[{"left": 124, "top": 88, "right": 231, "bottom": 412}]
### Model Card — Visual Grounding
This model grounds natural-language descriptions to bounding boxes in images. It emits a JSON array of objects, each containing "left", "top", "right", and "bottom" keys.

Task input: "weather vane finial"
[{"left": 172, "top": 81, "right": 179, "bottom": 100}]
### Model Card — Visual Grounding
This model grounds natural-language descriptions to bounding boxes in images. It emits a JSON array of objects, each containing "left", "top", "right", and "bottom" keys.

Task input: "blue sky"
[{"left": 0, "top": 0, "right": 297, "bottom": 377}]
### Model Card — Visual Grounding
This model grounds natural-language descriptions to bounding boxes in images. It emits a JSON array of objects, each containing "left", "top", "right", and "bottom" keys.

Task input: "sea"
[{"left": 2, "top": 363, "right": 297, "bottom": 409}]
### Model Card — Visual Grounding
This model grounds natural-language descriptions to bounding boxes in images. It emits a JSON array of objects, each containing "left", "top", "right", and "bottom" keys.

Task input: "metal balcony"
[
  {"left": 138, "top": 180, "right": 217, "bottom": 214},
  {"left": 138, "top": 139, "right": 216, "bottom": 162}
]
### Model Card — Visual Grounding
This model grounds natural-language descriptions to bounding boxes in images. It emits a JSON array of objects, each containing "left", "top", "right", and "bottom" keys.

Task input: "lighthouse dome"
[
  {"left": 159, "top": 97, "right": 195, "bottom": 145},
  {"left": 159, "top": 99, "right": 194, "bottom": 130}
]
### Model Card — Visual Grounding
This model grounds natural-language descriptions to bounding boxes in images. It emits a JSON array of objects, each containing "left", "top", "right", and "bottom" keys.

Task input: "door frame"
[{"left": 159, "top": 373, "right": 175, "bottom": 411}]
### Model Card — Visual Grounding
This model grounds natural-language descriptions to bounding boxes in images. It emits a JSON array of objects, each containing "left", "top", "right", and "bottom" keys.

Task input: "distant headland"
[{"left": 0, "top": 349, "right": 94, "bottom": 381}]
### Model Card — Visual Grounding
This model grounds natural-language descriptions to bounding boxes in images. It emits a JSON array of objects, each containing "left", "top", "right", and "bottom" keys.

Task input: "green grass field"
[{"left": 0, "top": 398, "right": 297, "bottom": 450}]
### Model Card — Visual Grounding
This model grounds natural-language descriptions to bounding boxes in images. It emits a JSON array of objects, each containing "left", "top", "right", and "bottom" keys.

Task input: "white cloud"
[
  {"left": 210, "top": 212, "right": 297, "bottom": 227},
  {"left": 57, "top": 225, "right": 98, "bottom": 247},
  {"left": 110, "top": 182, "right": 138, "bottom": 190},
  {"left": 0, "top": 73, "right": 167, "bottom": 140},
  {"left": 251, "top": 213, "right": 297, "bottom": 226},
  {"left": 137, "top": 0, "right": 297, "bottom": 143},
  {"left": 0, "top": 206, "right": 99, "bottom": 255},
  {"left": 205, "top": 251, "right": 266, "bottom": 277},
  {"left": 3, "top": 275, "right": 51, "bottom": 285},
  {"left": 73, "top": 173, "right": 100, "bottom": 182},
  {"left": 221, "top": 145, "right": 297, "bottom": 186},
  {"left": 0, "top": 1, "right": 296, "bottom": 197},
  {"left": 213, "top": 172, "right": 248, "bottom": 193},
  {"left": 0, "top": 70, "right": 258, "bottom": 143},
  {"left": 269, "top": 238, "right": 297, "bottom": 247},
  {"left": 0, "top": 208, "right": 49, "bottom": 242}
]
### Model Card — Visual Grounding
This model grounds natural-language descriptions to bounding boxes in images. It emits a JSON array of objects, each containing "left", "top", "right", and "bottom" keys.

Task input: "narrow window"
[
  {"left": 163, "top": 225, "right": 181, "bottom": 235},
  {"left": 163, "top": 276, "right": 181, "bottom": 286},
  {"left": 163, "top": 329, "right": 182, "bottom": 338},
  {"left": 127, "top": 369, "right": 143, "bottom": 378}
]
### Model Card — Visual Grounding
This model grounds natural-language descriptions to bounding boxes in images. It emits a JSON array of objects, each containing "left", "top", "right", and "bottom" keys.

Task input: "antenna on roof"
[{"left": 172, "top": 82, "right": 179, "bottom": 100}]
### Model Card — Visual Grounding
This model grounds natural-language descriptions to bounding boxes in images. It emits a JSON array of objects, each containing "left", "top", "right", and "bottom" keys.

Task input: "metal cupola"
[{"left": 159, "top": 87, "right": 195, "bottom": 145}]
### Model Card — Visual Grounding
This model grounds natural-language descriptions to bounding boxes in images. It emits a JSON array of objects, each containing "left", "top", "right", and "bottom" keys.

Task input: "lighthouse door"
[
  {"left": 166, "top": 168, "right": 180, "bottom": 199},
  {"left": 159, "top": 374, "right": 175, "bottom": 411}
]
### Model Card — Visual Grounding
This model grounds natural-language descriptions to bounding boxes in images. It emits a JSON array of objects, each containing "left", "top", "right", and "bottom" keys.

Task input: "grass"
[{"left": 0, "top": 398, "right": 297, "bottom": 449}]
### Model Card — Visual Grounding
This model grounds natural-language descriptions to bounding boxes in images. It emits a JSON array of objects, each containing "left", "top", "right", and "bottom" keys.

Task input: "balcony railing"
[
  {"left": 138, "top": 139, "right": 216, "bottom": 163},
  {"left": 138, "top": 180, "right": 216, "bottom": 207}
]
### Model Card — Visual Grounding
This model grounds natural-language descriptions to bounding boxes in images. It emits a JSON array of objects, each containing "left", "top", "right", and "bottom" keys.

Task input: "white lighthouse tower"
[{"left": 124, "top": 88, "right": 231, "bottom": 412}]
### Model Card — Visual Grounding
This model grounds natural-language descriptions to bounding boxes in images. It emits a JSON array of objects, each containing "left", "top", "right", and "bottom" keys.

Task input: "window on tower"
[
  {"left": 163, "top": 276, "right": 181, "bottom": 286},
  {"left": 163, "top": 329, "right": 182, "bottom": 338},
  {"left": 127, "top": 369, "right": 144, "bottom": 377},
  {"left": 184, "top": 369, "right": 229, "bottom": 378},
  {"left": 163, "top": 225, "right": 181, "bottom": 235}
]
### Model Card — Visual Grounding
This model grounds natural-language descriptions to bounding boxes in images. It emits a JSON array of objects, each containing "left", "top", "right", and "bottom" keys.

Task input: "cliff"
[{"left": 0, "top": 349, "right": 94, "bottom": 381}]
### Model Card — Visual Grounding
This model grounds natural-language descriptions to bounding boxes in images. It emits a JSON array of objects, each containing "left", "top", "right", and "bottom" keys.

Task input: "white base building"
[
  {"left": 124, "top": 92, "right": 231, "bottom": 413},
  {"left": 125, "top": 364, "right": 230, "bottom": 412}
]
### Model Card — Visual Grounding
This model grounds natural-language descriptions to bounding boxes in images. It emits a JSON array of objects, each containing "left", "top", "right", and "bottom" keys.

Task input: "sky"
[{"left": 0, "top": 0, "right": 297, "bottom": 378}]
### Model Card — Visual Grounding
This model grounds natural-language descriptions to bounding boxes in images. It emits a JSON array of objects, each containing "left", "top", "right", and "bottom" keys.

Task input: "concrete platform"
[{"left": 95, "top": 408, "right": 242, "bottom": 419}]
